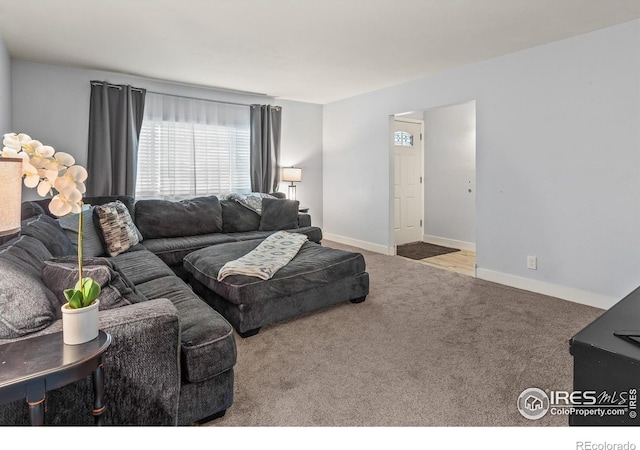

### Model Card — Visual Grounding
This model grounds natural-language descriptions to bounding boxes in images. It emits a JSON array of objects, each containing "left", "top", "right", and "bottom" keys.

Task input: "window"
[
  {"left": 136, "top": 93, "right": 251, "bottom": 200},
  {"left": 394, "top": 131, "right": 413, "bottom": 146}
]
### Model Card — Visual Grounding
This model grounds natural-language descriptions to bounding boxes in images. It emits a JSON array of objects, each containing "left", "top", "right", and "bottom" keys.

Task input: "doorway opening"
[{"left": 391, "top": 101, "right": 477, "bottom": 277}]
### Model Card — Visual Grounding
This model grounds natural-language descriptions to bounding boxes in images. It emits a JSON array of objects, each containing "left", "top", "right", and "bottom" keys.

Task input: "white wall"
[
  {"left": 324, "top": 19, "right": 640, "bottom": 308},
  {"left": 274, "top": 99, "right": 323, "bottom": 227},
  {"left": 0, "top": 34, "right": 11, "bottom": 132},
  {"left": 11, "top": 60, "right": 324, "bottom": 225},
  {"left": 423, "top": 101, "right": 476, "bottom": 249}
]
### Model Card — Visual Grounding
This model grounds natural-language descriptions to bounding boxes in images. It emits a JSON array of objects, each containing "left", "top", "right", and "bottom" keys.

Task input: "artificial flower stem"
[{"left": 78, "top": 202, "right": 83, "bottom": 289}]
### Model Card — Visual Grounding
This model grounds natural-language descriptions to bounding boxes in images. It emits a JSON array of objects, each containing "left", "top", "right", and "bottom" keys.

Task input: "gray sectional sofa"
[{"left": 0, "top": 193, "right": 322, "bottom": 425}]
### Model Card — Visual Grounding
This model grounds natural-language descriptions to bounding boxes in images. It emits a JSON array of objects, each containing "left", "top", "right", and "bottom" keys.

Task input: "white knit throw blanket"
[{"left": 217, "top": 231, "right": 308, "bottom": 281}]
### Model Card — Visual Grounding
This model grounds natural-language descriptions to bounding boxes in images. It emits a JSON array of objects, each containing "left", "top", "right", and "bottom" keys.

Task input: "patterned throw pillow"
[{"left": 93, "top": 201, "right": 141, "bottom": 257}]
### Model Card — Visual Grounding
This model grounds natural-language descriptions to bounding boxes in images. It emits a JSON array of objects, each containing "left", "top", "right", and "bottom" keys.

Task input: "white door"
[{"left": 394, "top": 119, "right": 423, "bottom": 245}]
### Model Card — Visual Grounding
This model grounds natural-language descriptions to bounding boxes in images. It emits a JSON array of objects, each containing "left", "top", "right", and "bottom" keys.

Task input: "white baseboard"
[
  {"left": 422, "top": 234, "right": 476, "bottom": 252},
  {"left": 322, "top": 233, "right": 395, "bottom": 256},
  {"left": 475, "top": 268, "right": 617, "bottom": 310}
]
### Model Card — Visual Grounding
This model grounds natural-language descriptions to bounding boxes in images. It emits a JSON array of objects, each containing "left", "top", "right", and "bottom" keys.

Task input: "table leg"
[
  {"left": 26, "top": 380, "right": 46, "bottom": 426},
  {"left": 27, "top": 398, "right": 45, "bottom": 426},
  {"left": 91, "top": 357, "right": 106, "bottom": 425}
]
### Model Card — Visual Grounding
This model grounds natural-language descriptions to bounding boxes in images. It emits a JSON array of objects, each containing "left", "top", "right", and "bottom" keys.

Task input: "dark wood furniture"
[
  {"left": 570, "top": 286, "right": 640, "bottom": 426},
  {"left": 0, "top": 330, "right": 111, "bottom": 425}
]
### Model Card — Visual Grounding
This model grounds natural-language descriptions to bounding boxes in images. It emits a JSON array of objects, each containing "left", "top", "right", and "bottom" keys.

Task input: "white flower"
[
  {"left": 58, "top": 165, "right": 88, "bottom": 194},
  {"left": 54, "top": 152, "right": 75, "bottom": 167},
  {"left": 1, "top": 132, "right": 88, "bottom": 217},
  {"left": 49, "top": 186, "right": 83, "bottom": 216},
  {"left": 2, "top": 133, "right": 32, "bottom": 151}
]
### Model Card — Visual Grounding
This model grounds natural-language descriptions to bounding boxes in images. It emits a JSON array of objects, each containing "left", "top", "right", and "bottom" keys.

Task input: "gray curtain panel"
[
  {"left": 250, "top": 105, "right": 282, "bottom": 193},
  {"left": 86, "top": 81, "right": 146, "bottom": 197}
]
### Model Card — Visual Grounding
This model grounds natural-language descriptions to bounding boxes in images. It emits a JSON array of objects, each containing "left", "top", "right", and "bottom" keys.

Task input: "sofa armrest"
[
  {"left": 298, "top": 213, "right": 311, "bottom": 227},
  {"left": 0, "top": 299, "right": 181, "bottom": 425}
]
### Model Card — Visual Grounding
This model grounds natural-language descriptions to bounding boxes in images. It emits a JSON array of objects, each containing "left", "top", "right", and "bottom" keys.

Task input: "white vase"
[{"left": 61, "top": 299, "right": 100, "bottom": 345}]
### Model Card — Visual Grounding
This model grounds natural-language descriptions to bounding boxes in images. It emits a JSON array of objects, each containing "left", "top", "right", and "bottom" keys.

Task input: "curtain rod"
[
  {"left": 147, "top": 90, "right": 254, "bottom": 108},
  {"left": 90, "top": 82, "right": 271, "bottom": 108},
  {"left": 90, "top": 81, "right": 145, "bottom": 93}
]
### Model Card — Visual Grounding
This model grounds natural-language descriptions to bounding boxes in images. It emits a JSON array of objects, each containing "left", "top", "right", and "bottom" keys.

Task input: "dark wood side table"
[{"left": 0, "top": 330, "right": 111, "bottom": 426}]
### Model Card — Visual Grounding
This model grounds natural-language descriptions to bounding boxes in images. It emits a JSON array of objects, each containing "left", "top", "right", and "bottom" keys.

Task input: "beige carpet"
[{"left": 204, "top": 240, "right": 603, "bottom": 427}]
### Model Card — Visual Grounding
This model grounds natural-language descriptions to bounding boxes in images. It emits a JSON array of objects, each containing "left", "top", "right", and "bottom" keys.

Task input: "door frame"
[{"left": 392, "top": 116, "right": 424, "bottom": 253}]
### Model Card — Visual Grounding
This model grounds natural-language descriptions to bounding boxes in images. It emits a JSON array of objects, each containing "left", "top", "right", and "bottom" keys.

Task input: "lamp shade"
[
  {"left": 0, "top": 158, "right": 22, "bottom": 237},
  {"left": 282, "top": 167, "right": 302, "bottom": 183}
]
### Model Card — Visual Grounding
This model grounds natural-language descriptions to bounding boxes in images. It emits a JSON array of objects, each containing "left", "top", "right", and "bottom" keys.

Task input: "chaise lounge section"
[{"left": 185, "top": 239, "right": 369, "bottom": 337}]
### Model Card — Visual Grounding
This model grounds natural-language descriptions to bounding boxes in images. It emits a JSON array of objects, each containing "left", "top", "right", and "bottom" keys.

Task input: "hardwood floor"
[{"left": 398, "top": 248, "right": 476, "bottom": 277}]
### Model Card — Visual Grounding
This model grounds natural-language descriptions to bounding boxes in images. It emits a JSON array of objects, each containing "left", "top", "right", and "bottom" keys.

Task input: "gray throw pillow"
[
  {"left": 21, "top": 201, "right": 46, "bottom": 220},
  {"left": 41, "top": 259, "right": 144, "bottom": 311},
  {"left": 221, "top": 200, "right": 261, "bottom": 232},
  {"left": 0, "top": 258, "right": 57, "bottom": 338},
  {"left": 259, "top": 198, "right": 300, "bottom": 231},
  {"left": 57, "top": 205, "right": 106, "bottom": 257},
  {"left": 19, "top": 214, "right": 75, "bottom": 257},
  {"left": 93, "top": 201, "right": 141, "bottom": 257}
]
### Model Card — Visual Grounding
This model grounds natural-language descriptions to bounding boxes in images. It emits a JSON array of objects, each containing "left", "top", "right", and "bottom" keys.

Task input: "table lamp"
[{"left": 282, "top": 167, "right": 302, "bottom": 201}]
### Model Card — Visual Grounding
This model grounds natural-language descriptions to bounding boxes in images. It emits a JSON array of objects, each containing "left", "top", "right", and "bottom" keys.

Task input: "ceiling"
[{"left": 1, "top": 0, "right": 639, "bottom": 104}]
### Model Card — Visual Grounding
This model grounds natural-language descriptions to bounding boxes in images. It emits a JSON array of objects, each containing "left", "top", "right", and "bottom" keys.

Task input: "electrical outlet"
[{"left": 527, "top": 256, "right": 537, "bottom": 270}]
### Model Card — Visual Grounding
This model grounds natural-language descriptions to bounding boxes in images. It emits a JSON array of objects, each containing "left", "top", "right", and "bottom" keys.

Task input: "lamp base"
[{"left": 287, "top": 184, "right": 297, "bottom": 201}]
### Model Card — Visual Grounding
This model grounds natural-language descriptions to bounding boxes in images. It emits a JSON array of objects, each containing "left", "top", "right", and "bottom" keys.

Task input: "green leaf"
[
  {"left": 65, "top": 277, "right": 101, "bottom": 309},
  {"left": 81, "top": 277, "right": 101, "bottom": 306},
  {"left": 67, "top": 289, "right": 84, "bottom": 309},
  {"left": 63, "top": 288, "right": 76, "bottom": 302}
]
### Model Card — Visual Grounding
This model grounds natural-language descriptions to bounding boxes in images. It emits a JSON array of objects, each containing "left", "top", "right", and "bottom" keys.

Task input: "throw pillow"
[
  {"left": 42, "top": 258, "right": 145, "bottom": 311},
  {"left": 93, "top": 201, "right": 141, "bottom": 257},
  {"left": 19, "top": 214, "right": 76, "bottom": 257},
  {"left": 20, "top": 201, "right": 46, "bottom": 220},
  {"left": 222, "top": 192, "right": 276, "bottom": 214},
  {"left": 53, "top": 256, "right": 147, "bottom": 305},
  {"left": 135, "top": 196, "right": 224, "bottom": 239},
  {"left": 57, "top": 205, "right": 106, "bottom": 257},
  {"left": 259, "top": 198, "right": 300, "bottom": 231},
  {"left": 0, "top": 258, "right": 57, "bottom": 339},
  {"left": 221, "top": 200, "right": 261, "bottom": 233}
]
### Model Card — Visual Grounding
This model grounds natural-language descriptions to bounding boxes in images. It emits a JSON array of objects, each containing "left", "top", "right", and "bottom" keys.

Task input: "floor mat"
[{"left": 396, "top": 241, "right": 460, "bottom": 260}]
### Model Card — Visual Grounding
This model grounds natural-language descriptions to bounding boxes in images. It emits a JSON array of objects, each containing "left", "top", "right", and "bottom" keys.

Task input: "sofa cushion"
[
  {"left": 93, "top": 201, "right": 141, "bottom": 257},
  {"left": 19, "top": 214, "right": 75, "bottom": 257},
  {"left": 135, "top": 275, "right": 236, "bottom": 383},
  {"left": 57, "top": 205, "right": 106, "bottom": 257},
  {"left": 0, "top": 258, "right": 57, "bottom": 338},
  {"left": 42, "top": 258, "right": 146, "bottom": 311},
  {"left": 135, "top": 196, "right": 223, "bottom": 239},
  {"left": 259, "top": 198, "right": 299, "bottom": 231},
  {"left": 230, "top": 226, "right": 323, "bottom": 244},
  {"left": 221, "top": 200, "right": 261, "bottom": 233},
  {"left": 110, "top": 249, "right": 176, "bottom": 286},
  {"left": 141, "top": 233, "right": 239, "bottom": 268}
]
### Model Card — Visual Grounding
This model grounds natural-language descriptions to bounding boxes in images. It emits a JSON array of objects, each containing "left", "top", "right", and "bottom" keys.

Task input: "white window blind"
[{"left": 136, "top": 92, "right": 251, "bottom": 200}]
